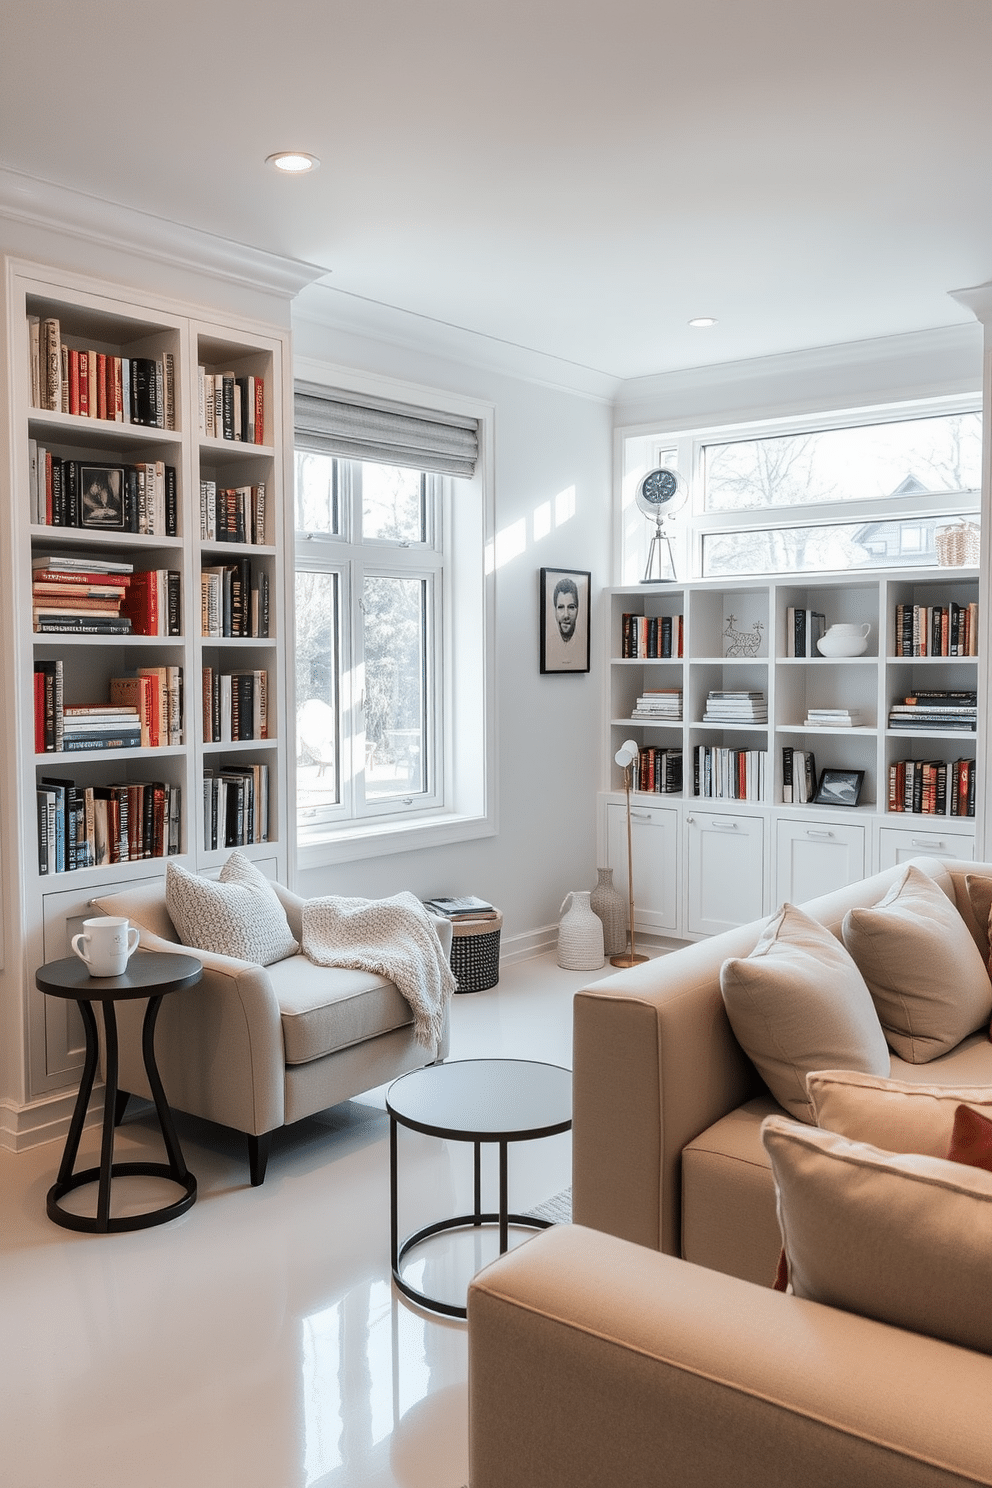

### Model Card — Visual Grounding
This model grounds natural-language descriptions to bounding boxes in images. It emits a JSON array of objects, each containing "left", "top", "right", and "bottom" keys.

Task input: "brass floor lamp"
[{"left": 611, "top": 738, "right": 648, "bottom": 968}]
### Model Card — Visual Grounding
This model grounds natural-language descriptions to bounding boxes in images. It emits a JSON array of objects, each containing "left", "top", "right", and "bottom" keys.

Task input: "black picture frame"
[
  {"left": 80, "top": 464, "right": 125, "bottom": 529},
  {"left": 540, "top": 567, "right": 591, "bottom": 674},
  {"left": 813, "top": 768, "right": 865, "bottom": 808}
]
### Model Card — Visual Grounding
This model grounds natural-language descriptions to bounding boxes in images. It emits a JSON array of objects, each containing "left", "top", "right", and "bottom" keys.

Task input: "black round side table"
[
  {"left": 386, "top": 1058, "right": 572, "bottom": 1319},
  {"left": 36, "top": 949, "right": 202, "bottom": 1233}
]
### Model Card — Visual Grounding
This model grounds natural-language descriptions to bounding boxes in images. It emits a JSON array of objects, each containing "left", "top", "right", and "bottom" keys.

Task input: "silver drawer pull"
[
  {"left": 712, "top": 818, "right": 739, "bottom": 830},
  {"left": 805, "top": 829, "right": 835, "bottom": 840},
  {"left": 630, "top": 811, "right": 653, "bottom": 822},
  {"left": 911, "top": 838, "right": 944, "bottom": 849}
]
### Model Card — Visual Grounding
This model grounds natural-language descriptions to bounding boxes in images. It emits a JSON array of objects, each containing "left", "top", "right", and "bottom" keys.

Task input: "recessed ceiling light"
[
  {"left": 688, "top": 317, "right": 717, "bottom": 328},
  {"left": 266, "top": 152, "right": 320, "bottom": 174}
]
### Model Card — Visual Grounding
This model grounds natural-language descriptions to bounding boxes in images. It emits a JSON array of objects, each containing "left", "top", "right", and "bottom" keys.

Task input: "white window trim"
[{"left": 290, "top": 358, "right": 497, "bottom": 869}]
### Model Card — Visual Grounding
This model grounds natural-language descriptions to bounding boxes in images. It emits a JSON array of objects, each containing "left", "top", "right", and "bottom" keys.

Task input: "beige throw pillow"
[
  {"left": 964, "top": 872, "right": 992, "bottom": 971},
  {"left": 762, "top": 1114, "right": 992, "bottom": 1355},
  {"left": 842, "top": 864, "right": 992, "bottom": 1063},
  {"left": 807, "top": 1068, "right": 992, "bottom": 1156},
  {"left": 720, "top": 903, "right": 889, "bottom": 1123},
  {"left": 166, "top": 851, "right": 299, "bottom": 966}
]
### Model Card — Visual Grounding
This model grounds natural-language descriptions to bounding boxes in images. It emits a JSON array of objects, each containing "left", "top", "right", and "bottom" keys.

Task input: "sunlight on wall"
[
  {"left": 533, "top": 500, "right": 552, "bottom": 541},
  {"left": 485, "top": 486, "right": 579, "bottom": 574},
  {"left": 485, "top": 517, "right": 526, "bottom": 574},
  {"left": 555, "top": 485, "right": 576, "bottom": 524}
]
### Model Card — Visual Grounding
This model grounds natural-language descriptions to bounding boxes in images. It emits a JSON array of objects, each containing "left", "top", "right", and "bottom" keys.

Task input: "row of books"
[
  {"left": 632, "top": 747, "right": 683, "bottom": 794},
  {"left": 894, "top": 602, "right": 978, "bottom": 657},
  {"left": 197, "top": 368, "right": 265, "bottom": 444},
  {"left": 630, "top": 689, "right": 682, "bottom": 721},
  {"left": 887, "top": 758, "right": 976, "bottom": 817},
  {"left": 200, "top": 480, "right": 267, "bottom": 544},
  {"left": 201, "top": 561, "right": 270, "bottom": 638},
  {"left": 30, "top": 445, "right": 177, "bottom": 535},
  {"left": 784, "top": 608, "right": 826, "bottom": 658},
  {"left": 886, "top": 691, "right": 977, "bottom": 732},
  {"left": 203, "top": 766, "right": 269, "bottom": 850},
  {"left": 782, "top": 749, "right": 818, "bottom": 804},
  {"left": 702, "top": 690, "right": 767, "bottom": 723},
  {"left": 29, "top": 315, "right": 175, "bottom": 429},
  {"left": 693, "top": 746, "right": 766, "bottom": 800},
  {"left": 201, "top": 669, "right": 268, "bottom": 742},
  {"left": 34, "top": 660, "right": 183, "bottom": 752},
  {"left": 620, "top": 612, "right": 684, "bottom": 659},
  {"left": 37, "top": 777, "right": 181, "bottom": 874}
]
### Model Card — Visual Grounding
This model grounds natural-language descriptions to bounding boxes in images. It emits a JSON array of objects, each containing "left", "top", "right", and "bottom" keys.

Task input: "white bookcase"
[
  {"left": 0, "top": 261, "right": 291, "bottom": 1126},
  {"left": 602, "top": 570, "right": 980, "bottom": 940}
]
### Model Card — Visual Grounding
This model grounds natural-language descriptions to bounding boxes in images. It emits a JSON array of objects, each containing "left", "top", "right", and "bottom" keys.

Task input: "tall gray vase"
[{"left": 590, "top": 866, "right": 627, "bottom": 957}]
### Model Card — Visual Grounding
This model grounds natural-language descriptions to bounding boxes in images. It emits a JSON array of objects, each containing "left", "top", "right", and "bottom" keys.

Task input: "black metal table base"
[{"left": 47, "top": 992, "right": 197, "bottom": 1234}]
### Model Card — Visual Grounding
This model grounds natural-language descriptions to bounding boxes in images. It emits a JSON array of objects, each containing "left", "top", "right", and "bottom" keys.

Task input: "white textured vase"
[
  {"left": 557, "top": 890, "right": 605, "bottom": 971},
  {"left": 590, "top": 867, "right": 627, "bottom": 957}
]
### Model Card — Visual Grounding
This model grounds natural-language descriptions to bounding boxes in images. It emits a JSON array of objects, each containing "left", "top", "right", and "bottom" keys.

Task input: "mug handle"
[
  {"left": 71, "top": 933, "right": 91, "bottom": 964},
  {"left": 126, "top": 927, "right": 140, "bottom": 956},
  {"left": 860, "top": 623, "right": 871, "bottom": 637}
]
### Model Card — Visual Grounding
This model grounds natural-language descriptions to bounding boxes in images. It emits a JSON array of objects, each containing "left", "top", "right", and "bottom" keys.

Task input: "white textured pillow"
[
  {"left": 762, "top": 1114, "right": 992, "bottom": 1355},
  {"left": 720, "top": 903, "right": 889, "bottom": 1122},
  {"left": 807, "top": 1068, "right": 992, "bottom": 1156},
  {"left": 842, "top": 864, "right": 992, "bottom": 1063},
  {"left": 166, "top": 851, "right": 299, "bottom": 966}
]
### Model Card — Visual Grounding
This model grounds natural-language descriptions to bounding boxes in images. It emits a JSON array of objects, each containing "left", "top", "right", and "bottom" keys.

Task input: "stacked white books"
[
  {"left": 703, "top": 690, "right": 767, "bottom": 723},
  {"left": 803, "top": 708, "right": 866, "bottom": 727},
  {"left": 631, "top": 689, "right": 682, "bottom": 720}
]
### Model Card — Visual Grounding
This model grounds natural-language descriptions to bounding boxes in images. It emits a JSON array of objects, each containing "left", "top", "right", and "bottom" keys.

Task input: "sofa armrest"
[{"left": 468, "top": 1225, "right": 992, "bottom": 1488}]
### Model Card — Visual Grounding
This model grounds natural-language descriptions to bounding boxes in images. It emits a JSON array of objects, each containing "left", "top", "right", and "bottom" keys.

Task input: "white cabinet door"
[
  {"left": 686, "top": 810, "right": 765, "bottom": 937},
  {"left": 775, "top": 817, "right": 866, "bottom": 906},
  {"left": 877, "top": 826, "right": 976, "bottom": 870},
  {"left": 606, "top": 801, "right": 679, "bottom": 934}
]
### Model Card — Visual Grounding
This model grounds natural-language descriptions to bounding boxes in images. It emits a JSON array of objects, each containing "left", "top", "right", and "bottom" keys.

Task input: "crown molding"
[
  {"left": 614, "top": 321, "right": 983, "bottom": 431},
  {"left": 292, "top": 280, "right": 620, "bottom": 404},
  {"left": 0, "top": 164, "right": 328, "bottom": 300}
]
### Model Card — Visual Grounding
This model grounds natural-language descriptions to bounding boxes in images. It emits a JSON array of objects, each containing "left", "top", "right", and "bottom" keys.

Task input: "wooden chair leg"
[{"left": 248, "top": 1132, "right": 271, "bottom": 1186}]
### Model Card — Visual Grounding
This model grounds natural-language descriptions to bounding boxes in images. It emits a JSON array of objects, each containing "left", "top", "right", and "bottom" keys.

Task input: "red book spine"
[
  {"left": 34, "top": 671, "right": 44, "bottom": 753},
  {"left": 96, "top": 353, "right": 108, "bottom": 419},
  {"left": 254, "top": 377, "right": 264, "bottom": 445},
  {"left": 44, "top": 451, "right": 53, "bottom": 524},
  {"left": 77, "top": 351, "right": 89, "bottom": 416},
  {"left": 68, "top": 349, "right": 80, "bottom": 415}
]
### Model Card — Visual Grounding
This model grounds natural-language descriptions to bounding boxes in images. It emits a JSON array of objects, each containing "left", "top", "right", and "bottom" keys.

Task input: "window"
[
  {"left": 293, "top": 379, "right": 491, "bottom": 860},
  {"left": 620, "top": 406, "right": 981, "bottom": 582}
]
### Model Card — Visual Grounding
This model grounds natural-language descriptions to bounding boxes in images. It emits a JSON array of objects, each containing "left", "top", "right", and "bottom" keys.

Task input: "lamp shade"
[{"left": 615, "top": 739, "right": 639, "bottom": 769}]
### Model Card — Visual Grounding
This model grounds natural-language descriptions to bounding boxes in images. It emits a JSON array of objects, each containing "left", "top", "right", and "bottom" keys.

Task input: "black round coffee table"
[
  {"left": 36, "top": 949, "right": 202, "bottom": 1233},
  {"left": 386, "top": 1057, "right": 572, "bottom": 1318}
]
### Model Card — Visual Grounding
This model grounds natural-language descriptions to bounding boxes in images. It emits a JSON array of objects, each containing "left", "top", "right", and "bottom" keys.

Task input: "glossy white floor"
[{"left": 0, "top": 952, "right": 609, "bottom": 1488}]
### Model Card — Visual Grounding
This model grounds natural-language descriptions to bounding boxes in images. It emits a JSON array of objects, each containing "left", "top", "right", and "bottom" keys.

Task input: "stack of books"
[
  {"left": 803, "top": 708, "right": 866, "bottom": 728},
  {"left": 423, "top": 895, "right": 500, "bottom": 921},
  {"left": 630, "top": 689, "right": 682, "bottom": 721},
  {"left": 32, "top": 553, "right": 133, "bottom": 634},
  {"left": 703, "top": 690, "right": 767, "bottom": 723},
  {"left": 61, "top": 705, "right": 141, "bottom": 752},
  {"left": 887, "top": 691, "right": 977, "bottom": 731}
]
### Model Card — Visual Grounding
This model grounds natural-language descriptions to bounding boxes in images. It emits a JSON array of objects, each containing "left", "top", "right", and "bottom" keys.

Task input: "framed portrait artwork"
[
  {"left": 813, "top": 768, "right": 865, "bottom": 808},
  {"left": 540, "top": 567, "right": 591, "bottom": 674},
  {"left": 80, "top": 464, "right": 126, "bottom": 529}
]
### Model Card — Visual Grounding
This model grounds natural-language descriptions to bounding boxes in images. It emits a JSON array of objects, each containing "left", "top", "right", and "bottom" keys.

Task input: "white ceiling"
[{"left": 3, "top": 0, "right": 992, "bottom": 385}]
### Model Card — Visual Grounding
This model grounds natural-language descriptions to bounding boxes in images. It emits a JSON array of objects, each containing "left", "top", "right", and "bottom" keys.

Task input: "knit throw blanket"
[{"left": 301, "top": 890, "right": 456, "bottom": 1049}]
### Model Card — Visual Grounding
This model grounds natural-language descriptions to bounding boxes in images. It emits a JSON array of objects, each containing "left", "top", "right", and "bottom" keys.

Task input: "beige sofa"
[
  {"left": 570, "top": 854, "right": 992, "bottom": 1286},
  {"left": 92, "top": 877, "right": 452, "bottom": 1184}
]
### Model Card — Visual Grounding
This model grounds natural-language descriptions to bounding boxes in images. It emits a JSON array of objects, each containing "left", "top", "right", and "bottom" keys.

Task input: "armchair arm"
[{"left": 468, "top": 1225, "right": 992, "bottom": 1488}]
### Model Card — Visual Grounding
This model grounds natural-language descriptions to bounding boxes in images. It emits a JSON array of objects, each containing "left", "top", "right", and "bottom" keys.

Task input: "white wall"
[{"left": 291, "top": 314, "right": 614, "bottom": 947}]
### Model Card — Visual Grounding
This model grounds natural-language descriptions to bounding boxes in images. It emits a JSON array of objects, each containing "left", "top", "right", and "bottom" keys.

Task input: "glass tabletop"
[{"left": 386, "top": 1058, "right": 572, "bottom": 1141}]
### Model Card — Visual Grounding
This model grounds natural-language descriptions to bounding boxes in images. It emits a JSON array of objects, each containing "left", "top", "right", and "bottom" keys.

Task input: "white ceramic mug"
[{"left": 71, "top": 917, "right": 140, "bottom": 978}]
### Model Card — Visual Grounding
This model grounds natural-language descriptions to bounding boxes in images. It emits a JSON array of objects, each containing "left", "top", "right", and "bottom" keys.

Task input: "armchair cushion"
[
  {"left": 842, "top": 863, "right": 992, "bottom": 1063},
  {"left": 166, "top": 851, "right": 299, "bottom": 966},
  {"left": 807, "top": 1067, "right": 992, "bottom": 1156},
  {"left": 763, "top": 1114, "right": 992, "bottom": 1356}
]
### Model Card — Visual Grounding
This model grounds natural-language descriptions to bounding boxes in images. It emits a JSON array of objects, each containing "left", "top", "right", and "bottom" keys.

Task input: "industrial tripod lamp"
[{"left": 611, "top": 738, "right": 648, "bottom": 968}]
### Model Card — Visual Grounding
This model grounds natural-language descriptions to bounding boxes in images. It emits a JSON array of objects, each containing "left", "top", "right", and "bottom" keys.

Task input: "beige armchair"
[{"left": 91, "top": 877, "right": 452, "bottom": 1184}]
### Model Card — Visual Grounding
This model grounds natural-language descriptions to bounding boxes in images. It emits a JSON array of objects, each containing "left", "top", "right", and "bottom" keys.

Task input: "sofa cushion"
[
  {"left": 808, "top": 1067, "right": 992, "bottom": 1156},
  {"left": 166, "top": 851, "right": 299, "bottom": 967},
  {"left": 947, "top": 1103, "right": 992, "bottom": 1173},
  {"left": 268, "top": 955, "right": 413, "bottom": 1065},
  {"left": 762, "top": 1114, "right": 992, "bottom": 1355},
  {"left": 720, "top": 903, "right": 889, "bottom": 1122},
  {"left": 963, "top": 872, "right": 992, "bottom": 968},
  {"left": 842, "top": 864, "right": 992, "bottom": 1063}
]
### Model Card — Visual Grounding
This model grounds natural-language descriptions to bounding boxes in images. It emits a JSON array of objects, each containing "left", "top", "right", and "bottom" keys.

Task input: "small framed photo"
[
  {"left": 540, "top": 567, "right": 591, "bottom": 674},
  {"left": 80, "top": 464, "right": 125, "bottom": 529},
  {"left": 814, "top": 768, "right": 865, "bottom": 808}
]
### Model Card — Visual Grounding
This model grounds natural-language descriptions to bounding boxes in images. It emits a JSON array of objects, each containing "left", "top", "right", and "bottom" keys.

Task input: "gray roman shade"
[{"left": 295, "top": 381, "right": 479, "bottom": 479}]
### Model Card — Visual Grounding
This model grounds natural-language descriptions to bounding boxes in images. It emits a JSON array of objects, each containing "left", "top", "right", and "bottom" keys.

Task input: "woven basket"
[
  {"left": 935, "top": 521, "right": 980, "bottom": 567},
  {"left": 449, "top": 912, "right": 502, "bottom": 993}
]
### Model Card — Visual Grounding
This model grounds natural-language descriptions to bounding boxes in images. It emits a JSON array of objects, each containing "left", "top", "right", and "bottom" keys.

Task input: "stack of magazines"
[{"left": 423, "top": 895, "right": 499, "bottom": 921}]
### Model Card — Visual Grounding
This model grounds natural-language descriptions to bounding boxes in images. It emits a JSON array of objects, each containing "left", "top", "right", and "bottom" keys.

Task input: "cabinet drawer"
[
  {"left": 686, "top": 810, "right": 765, "bottom": 937},
  {"left": 877, "top": 826, "right": 975, "bottom": 870},
  {"left": 775, "top": 817, "right": 866, "bottom": 906}
]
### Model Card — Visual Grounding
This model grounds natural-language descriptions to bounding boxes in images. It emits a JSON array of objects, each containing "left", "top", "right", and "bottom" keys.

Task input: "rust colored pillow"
[{"left": 947, "top": 1104, "right": 992, "bottom": 1174}]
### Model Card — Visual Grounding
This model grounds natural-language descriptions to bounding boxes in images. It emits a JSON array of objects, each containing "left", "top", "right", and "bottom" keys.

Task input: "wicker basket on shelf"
[{"left": 935, "top": 520, "right": 980, "bottom": 567}]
